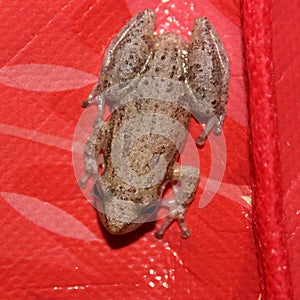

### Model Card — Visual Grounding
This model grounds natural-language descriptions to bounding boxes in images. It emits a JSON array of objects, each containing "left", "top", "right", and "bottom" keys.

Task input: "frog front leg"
[
  {"left": 81, "top": 84, "right": 105, "bottom": 128},
  {"left": 187, "top": 17, "right": 230, "bottom": 145},
  {"left": 155, "top": 164, "right": 200, "bottom": 239},
  {"left": 78, "top": 121, "right": 108, "bottom": 188}
]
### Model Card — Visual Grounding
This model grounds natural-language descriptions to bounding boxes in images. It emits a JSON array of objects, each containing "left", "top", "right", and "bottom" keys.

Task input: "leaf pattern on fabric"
[
  {"left": 1, "top": 192, "right": 99, "bottom": 241},
  {"left": 0, "top": 64, "right": 97, "bottom": 92}
]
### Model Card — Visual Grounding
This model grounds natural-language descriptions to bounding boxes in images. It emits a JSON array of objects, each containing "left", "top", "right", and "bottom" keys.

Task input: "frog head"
[{"left": 93, "top": 180, "right": 159, "bottom": 235}]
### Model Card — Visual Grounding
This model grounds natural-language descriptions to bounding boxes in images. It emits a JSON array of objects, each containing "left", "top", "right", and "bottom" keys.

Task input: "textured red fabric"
[{"left": 242, "top": 1, "right": 292, "bottom": 299}]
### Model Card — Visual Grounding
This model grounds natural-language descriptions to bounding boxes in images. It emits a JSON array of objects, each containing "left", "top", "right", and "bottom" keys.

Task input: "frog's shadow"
[{"left": 96, "top": 212, "right": 156, "bottom": 249}]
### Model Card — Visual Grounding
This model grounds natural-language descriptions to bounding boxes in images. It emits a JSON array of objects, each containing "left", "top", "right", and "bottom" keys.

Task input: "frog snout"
[
  {"left": 97, "top": 197, "right": 144, "bottom": 234},
  {"left": 100, "top": 212, "right": 141, "bottom": 235}
]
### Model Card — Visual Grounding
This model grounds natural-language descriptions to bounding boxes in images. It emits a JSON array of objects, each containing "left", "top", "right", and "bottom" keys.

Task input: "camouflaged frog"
[{"left": 78, "top": 9, "right": 229, "bottom": 239}]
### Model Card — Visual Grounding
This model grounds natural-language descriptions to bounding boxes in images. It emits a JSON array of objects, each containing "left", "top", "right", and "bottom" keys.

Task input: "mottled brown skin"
[
  {"left": 103, "top": 100, "right": 189, "bottom": 193},
  {"left": 79, "top": 9, "right": 229, "bottom": 238},
  {"left": 188, "top": 18, "right": 229, "bottom": 115}
]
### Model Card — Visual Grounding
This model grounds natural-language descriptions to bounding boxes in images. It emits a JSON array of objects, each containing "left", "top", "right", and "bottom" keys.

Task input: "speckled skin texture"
[
  {"left": 188, "top": 18, "right": 229, "bottom": 117},
  {"left": 79, "top": 9, "right": 229, "bottom": 238}
]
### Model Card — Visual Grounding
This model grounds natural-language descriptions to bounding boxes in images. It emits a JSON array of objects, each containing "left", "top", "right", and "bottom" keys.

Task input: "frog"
[{"left": 78, "top": 9, "right": 230, "bottom": 239}]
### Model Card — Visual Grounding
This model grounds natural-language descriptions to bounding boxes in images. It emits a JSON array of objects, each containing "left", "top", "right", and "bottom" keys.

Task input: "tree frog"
[{"left": 78, "top": 9, "right": 229, "bottom": 239}]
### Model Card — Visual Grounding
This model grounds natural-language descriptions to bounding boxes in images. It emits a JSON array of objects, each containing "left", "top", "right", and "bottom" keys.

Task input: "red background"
[
  {"left": 0, "top": 0, "right": 298, "bottom": 299},
  {"left": 272, "top": 1, "right": 300, "bottom": 298}
]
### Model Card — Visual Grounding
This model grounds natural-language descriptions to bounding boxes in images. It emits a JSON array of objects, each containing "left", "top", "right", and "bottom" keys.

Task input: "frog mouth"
[
  {"left": 98, "top": 212, "right": 144, "bottom": 235},
  {"left": 94, "top": 190, "right": 158, "bottom": 234}
]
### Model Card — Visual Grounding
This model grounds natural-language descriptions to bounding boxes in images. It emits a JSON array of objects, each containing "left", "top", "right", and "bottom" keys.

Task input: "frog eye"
[
  {"left": 141, "top": 204, "right": 157, "bottom": 215},
  {"left": 92, "top": 184, "right": 101, "bottom": 199},
  {"left": 92, "top": 182, "right": 105, "bottom": 199}
]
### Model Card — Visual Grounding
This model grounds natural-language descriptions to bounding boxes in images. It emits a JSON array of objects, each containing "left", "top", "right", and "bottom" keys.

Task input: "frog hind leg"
[
  {"left": 79, "top": 10, "right": 157, "bottom": 188},
  {"left": 187, "top": 17, "right": 230, "bottom": 146},
  {"left": 78, "top": 121, "right": 108, "bottom": 189},
  {"left": 82, "top": 9, "right": 156, "bottom": 118},
  {"left": 93, "top": 9, "right": 156, "bottom": 102},
  {"left": 155, "top": 164, "right": 200, "bottom": 239}
]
